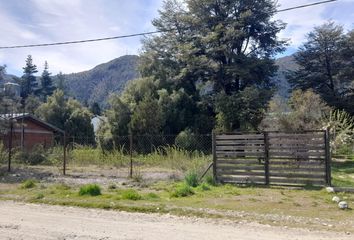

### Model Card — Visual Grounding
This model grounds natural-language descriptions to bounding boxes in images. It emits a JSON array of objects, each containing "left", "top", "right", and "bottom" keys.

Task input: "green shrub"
[
  {"left": 79, "top": 184, "right": 101, "bottom": 196},
  {"left": 15, "top": 145, "right": 47, "bottom": 165},
  {"left": 175, "top": 129, "right": 197, "bottom": 151},
  {"left": 35, "top": 193, "right": 44, "bottom": 199},
  {"left": 121, "top": 189, "right": 142, "bottom": 200},
  {"left": 21, "top": 179, "right": 36, "bottom": 189},
  {"left": 185, "top": 171, "right": 199, "bottom": 187},
  {"left": 171, "top": 183, "right": 194, "bottom": 198},
  {"left": 0, "top": 143, "right": 7, "bottom": 164}
]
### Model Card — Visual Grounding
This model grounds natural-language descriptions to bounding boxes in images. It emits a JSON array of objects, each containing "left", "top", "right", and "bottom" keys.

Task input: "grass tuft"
[
  {"left": 79, "top": 184, "right": 101, "bottom": 196},
  {"left": 185, "top": 171, "right": 199, "bottom": 187},
  {"left": 121, "top": 189, "right": 142, "bottom": 200},
  {"left": 21, "top": 179, "right": 36, "bottom": 189},
  {"left": 171, "top": 183, "right": 194, "bottom": 198}
]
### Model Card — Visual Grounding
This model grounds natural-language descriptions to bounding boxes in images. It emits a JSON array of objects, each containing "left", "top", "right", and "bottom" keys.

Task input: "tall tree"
[
  {"left": 40, "top": 61, "right": 55, "bottom": 100},
  {"left": 56, "top": 71, "right": 66, "bottom": 92},
  {"left": 21, "top": 55, "right": 38, "bottom": 99},
  {"left": 139, "top": 0, "right": 286, "bottom": 131},
  {"left": 36, "top": 90, "right": 95, "bottom": 145},
  {"left": 289, "top": 22, "right": 354, "bottom": 114}
]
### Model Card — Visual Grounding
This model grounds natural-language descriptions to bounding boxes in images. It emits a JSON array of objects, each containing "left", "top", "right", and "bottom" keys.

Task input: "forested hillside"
[{"left": 59, "top": 55, "right": 139, "bottom": 106}]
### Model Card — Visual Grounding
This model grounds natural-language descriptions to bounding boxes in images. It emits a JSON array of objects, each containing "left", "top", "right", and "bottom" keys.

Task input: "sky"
[{"left": 0, "top": 0, "right": 353, "bottom": 76}]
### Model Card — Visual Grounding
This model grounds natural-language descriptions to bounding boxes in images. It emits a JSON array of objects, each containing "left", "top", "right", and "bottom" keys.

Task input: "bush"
[
  {"left": 15, "top": 145, "right": 47, "bottom": 165},
  {"left": 175, "top": 129, "right": 197, "bottom": 151},
  {"left": 79, "top": 184, "right": 101, "bottom": 196},
  {"left": 0, "top": 143, "right": 6, "bottom": 164},
  {"left": 185, "top": 171, "right": 199, "bottom": 187},
  {"left": 121, "top": 189, "right": 142, "bottom": 200},
  {"left": 170, "top": 183, "right": 194, "bottom": 198},
  {"left": 21, "top": 179, "right": 36, "bottom": 189}
]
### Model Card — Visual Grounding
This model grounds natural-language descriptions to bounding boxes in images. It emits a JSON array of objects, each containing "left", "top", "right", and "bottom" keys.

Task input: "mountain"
[
  {"left": 274, "top": 55, "right": 298, "bottom": 97},
  {"left": 60, "top": 55, "right": 139, "bottom": 106},
  {"left": 3, "top": 54, "right": 297, "bottom": 105}
]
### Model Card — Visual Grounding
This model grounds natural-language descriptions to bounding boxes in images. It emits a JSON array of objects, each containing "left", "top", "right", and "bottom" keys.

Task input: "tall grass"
[{"left": 68, "top": 145, "right": 210, "bottom": 173}]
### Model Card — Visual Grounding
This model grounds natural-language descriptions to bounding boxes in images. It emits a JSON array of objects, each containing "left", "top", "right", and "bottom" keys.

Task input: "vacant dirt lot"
[{"left": 0, "top": 201, "right": 351, "bottom": 240}]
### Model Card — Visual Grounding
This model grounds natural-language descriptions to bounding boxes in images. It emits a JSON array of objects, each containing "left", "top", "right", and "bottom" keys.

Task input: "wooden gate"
[{"left": 213, "top": 130, "right": 331, "bottom": 186}]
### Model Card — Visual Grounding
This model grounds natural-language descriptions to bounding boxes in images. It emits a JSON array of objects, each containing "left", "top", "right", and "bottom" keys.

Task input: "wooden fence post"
[
  {"left": 325, "top": 129, "right": 332, "bottom": 186},
  {"left": 129, "top": 132, "right": 133, "bottom": 178},
  {"left": 212, "top": 130, "right": 217, "bottom": 182},
  {"left": 263, "top": 132, "right": 270, "bottom": 185}
]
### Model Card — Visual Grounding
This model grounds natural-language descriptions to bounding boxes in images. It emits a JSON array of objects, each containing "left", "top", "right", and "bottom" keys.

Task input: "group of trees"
[
  {"left": 21, "top": 55, "right": 55, "bottom": 101},
  {"left": 102, "top": 0, "right": 287, "bottom": 144},
  {"left": 0, "top": 56, "right": 95, "bottom": 145}
]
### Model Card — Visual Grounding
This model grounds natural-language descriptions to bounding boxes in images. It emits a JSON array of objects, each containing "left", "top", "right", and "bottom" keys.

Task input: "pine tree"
[
  {"left": 21, "top": 55, "right": 38, "bottom": 99},
  {"left": 40, "top": 61, "right": 55, "bottom": 100},
  {"left": 56, "top": 71, "right": 66, "bottom": 92}
]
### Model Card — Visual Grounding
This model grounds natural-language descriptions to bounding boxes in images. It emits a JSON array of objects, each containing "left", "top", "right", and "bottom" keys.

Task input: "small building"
[{"left": 0, "top": 113, "right": 64, "bottom": 150}]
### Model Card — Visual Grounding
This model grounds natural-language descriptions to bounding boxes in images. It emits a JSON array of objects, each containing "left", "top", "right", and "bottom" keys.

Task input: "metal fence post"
[
  {"left": 129, "top": 132, "right": 133, "bottom": 178},
  {"left": 7, "top": 121, "right": 13, "bottom": 172},
  {"left": 263, "top": 132, "right": 270, "bottom": 185},
  {"left": 325, "top": 129, "right": 332, "bottom": 186},
  {"left": 212, "top": 130, "right": 217, "bottom": 182}
]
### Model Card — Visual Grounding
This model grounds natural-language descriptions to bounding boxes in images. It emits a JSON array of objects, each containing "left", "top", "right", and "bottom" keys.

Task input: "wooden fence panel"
[{"left": 213, "top": 131, "right": 330, "bottom": 186}]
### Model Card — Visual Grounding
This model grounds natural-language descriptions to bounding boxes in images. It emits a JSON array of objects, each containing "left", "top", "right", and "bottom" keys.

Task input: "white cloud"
[
  {"left": 275, "top": 0, "right": 354, "bottom": 48},
  {"left": 0, "top": 0, "right": 163, "bottom": 75}
]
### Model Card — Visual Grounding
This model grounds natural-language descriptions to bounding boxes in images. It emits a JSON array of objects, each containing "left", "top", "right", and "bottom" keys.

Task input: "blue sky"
[{"left": 0, "top": 0, "right": 353, "bottom": 76}]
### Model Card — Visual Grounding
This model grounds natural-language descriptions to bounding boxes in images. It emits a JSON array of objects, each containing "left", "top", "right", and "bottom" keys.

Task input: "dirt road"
[{"left": 0, "top": 201, "right": 351, "bottom": 240}]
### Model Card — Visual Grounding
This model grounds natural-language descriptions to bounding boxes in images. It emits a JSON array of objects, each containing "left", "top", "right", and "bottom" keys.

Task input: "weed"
[
  {"left": 36, "top": 193, "right": 44, "bottom": 199},
  {"left": 198, "top": 183, "right": 211, "bottom": 191},
  {"left": 146, "top": 192, "right": 160, "bottom": 199},
  {"left": 185, "top": 171, "right": 199, "bottom": 187},
  {"left": 171, "top": 183, "right": 194, "bottom": 198},
  {"left": 79, "top": 184, "right": 101, "bottom": 196},
  {"left": 132, "top": 169, "right": 143, "bottom": 183},
  {"left": 121, "top": 189, "right": 142, "bottom": 200},
  {"left": 54, "top": 184, "right": 71, "bottom": 191},
  {"left": 205, "top": 175, "right": 217, "bottom": 186},
  {"left": 108, "top": 183, "right": 117, "bottom": 190},
  {"left": 21, "top": 179, "right": 36, "bottom": 189}
]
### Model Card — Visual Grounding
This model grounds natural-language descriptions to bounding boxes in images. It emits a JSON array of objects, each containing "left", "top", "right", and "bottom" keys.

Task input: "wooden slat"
[
  {"left": 216, "top": 139, "right": 265, "bottom": 145},
  {"left": 217, "top": 165, "right": 265, "bottom": 171},
  {"left": 216, "top": 145, "right": 264, "bottom": 150},
  {"left": 216, "top": 140, "right": 264, "bottom": 146},
  {"left": 216, "top": 151, "right": 265, "bottom": 157},
  {"left": 269, "top": 160, "right": 324, "bottom": 166},
  {"left": 269, "top": 152, "right": 325, "bottom": 157},
  {"left": 216, "top": 134, "right": 264, "bottom": 140},
  {"left": 217, "top": 169, "right": 265, "bottom": 176},
  {"left": 268, "top": 133, "right": 324, "bottom": 137},
  {"left": 217, "top": 159, "right": 264, "bottom": 165},
  {"left": 269, "top": 166, "right": 325, "bottom": 173},
  {"left": 269, "top": 145, "right": 325, "bottom": 151},
  {"left": 270, "top": 172, "right": 325, "bottom": 179},
  {"left": 268, "top": 139, "right": 324, "bottom": 144},
  {"left": 219, "top": 176, "right": 266, "bottom": 184},
  {"left": 269, "top": 177, "right": 325, "bottom": 186}
]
